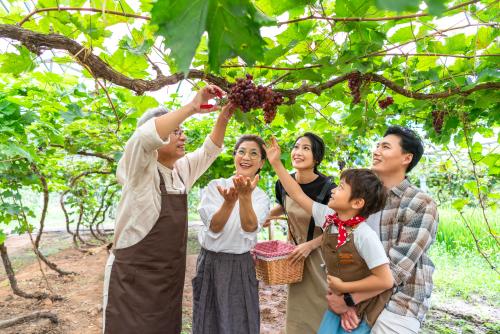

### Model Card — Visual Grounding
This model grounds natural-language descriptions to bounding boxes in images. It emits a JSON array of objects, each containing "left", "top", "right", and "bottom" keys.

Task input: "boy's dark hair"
[
  {"left": 340, "top": 168, "right": 387, "bottom": 218},
  {"left": 294, "top": 132, "right": 325, "bottom": 174},
  {"left": 384, "top": 126, "right": 424, "bottom": 173},
  {"left": 233, "top": 135, "right": 266, "bottom": 160}
]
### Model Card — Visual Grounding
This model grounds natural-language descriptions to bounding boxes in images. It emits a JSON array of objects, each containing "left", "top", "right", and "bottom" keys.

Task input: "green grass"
[
  {"left": 430, "top": 243, "right": 499, "bottom": 306},
  {"left": 430, "top": 207, "right": 499, "bottom": 306},
  {"left": 436, "top": 207, "right": 499, "bottom": 254}
]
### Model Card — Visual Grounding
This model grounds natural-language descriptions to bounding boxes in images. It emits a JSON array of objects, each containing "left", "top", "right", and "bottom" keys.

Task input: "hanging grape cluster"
[
  {"left": 378, "top": 96, "right": 394, "bottom": 109},
  {"left": 228, "top": 74, "right": 284, "bottom": 124},
  {"left": 347, "top": 72, "right": 362, "bottom": 104},
  {"left": 432, "top": 110, "right": 446, "bottom": 134}
]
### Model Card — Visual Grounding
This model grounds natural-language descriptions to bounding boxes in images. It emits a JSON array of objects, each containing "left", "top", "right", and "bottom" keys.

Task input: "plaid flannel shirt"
[{"left": 378, "top": 178, "right": 439, "bottom": 322}]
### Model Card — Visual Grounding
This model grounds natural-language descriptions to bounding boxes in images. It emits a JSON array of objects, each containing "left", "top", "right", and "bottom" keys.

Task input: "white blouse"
[{"left": 198, "top": 177, "right": 270, "bottom": 254}]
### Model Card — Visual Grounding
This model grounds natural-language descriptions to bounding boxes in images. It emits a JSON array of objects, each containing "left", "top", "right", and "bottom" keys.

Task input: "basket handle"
[{"left": 266, "top": 216, "right": 287, "bottom": 240}]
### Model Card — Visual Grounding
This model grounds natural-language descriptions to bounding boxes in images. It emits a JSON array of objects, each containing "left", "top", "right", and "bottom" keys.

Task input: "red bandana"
[{"left": 323, "top": 214, "right": 366, "bottom": 249}]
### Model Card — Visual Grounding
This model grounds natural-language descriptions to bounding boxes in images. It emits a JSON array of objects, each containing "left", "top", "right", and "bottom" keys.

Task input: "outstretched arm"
[
  {"left": 209, "top": 102, "right": 236, "bottom": 148},
  {"left": 234, "top": 175, "right": 260, "bottom": 232},
  {"left": 263, "top": 204, "right": 285, "bottom": 227},
  {"left": 265, "top": 138, "right": 314, "bottom": 215},
  {"left": 209, "top": 185, "right": 238, "bottom": 233}
]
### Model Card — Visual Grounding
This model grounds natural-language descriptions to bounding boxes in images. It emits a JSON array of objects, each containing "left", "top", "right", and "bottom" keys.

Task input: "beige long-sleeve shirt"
[{"left": 113, "top": 118, "right": 223, "bottom": 249}]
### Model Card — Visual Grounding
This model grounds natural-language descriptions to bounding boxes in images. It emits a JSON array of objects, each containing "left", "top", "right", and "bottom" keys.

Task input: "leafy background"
[{"left": 0, "top": 0, "right": 498, "bottom": 282}]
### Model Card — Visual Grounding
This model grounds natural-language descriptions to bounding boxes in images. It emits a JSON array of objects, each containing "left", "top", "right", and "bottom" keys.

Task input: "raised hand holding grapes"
[{"left": 190, "top": 85, "right": 225, "bottom": 113}]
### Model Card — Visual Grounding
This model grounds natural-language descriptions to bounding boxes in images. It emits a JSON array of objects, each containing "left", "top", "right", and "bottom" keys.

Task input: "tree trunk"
[
  {"left": 0, "top": 311, "right": 58, "bottom": 329},
  {"left": 0, "top": 243, "right": 61, "bottom": 301},
  {"left": 33, "top": 248, "right": 76, "bottom": 276}
]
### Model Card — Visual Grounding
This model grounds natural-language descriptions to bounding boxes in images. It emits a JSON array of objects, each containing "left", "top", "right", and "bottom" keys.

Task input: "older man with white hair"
[{"left": 102, "top": 85, "right": 235, "bottom": 334}]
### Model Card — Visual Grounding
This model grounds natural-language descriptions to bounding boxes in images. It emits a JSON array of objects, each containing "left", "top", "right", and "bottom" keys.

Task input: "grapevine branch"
[
  {"left": 0, "top": 311, "right": 58, "bottom": 329},
  {"left": 277, "top": 0, "right": 481, "bottom": 25},
  {"left": 363, "top": 23, "right": 498, "bottom": 59},
  {"left": 30, "top": 164, "right": 48, "bottom": 248},
  {"left": 367, "top": 53, "right": 500, "bottom": 59},
  {"left": 19, "top": 7, "right": 151, "bottom": 26},
  {"left": 221, "top": 64, "right": 322, "bottom": 70},
  {"left": 458, "top": 210, "right": 499, "bottom": 274},
  {"left": 49, "top": 144, "right": 115, "bottom": 163},
  {"left": 0, "top": 243, "right": 61, "bottom": 301},
  {"left": 0, "top": 24, "right": 498, "bottom": 100},
  {"left": 14, "top": 191, "right": 75, "bottom": 276},
  {"left": 462, "top": 123, "right": 500, "bottom": 246},
  {"left": 60, "top": 170, "right": 112, "bottom": 242}
]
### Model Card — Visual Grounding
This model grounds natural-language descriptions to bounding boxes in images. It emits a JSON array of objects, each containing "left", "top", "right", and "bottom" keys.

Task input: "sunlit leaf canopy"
[{"left": 0, "top": 0, "right": 498, "bottom": 196}]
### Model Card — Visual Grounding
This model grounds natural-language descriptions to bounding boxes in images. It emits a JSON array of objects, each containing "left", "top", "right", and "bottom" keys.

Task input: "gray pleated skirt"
[{"left": 192, "top": 248, "right": 260, "bottom": 334}]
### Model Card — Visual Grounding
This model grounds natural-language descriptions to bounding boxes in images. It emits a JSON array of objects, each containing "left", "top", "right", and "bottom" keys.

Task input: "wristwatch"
[{"left": 343, "top": 293, "right": 356, "bottom": 307}]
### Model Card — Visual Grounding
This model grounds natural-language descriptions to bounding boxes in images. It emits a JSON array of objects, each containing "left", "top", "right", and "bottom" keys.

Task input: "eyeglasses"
[
  {"left": 235, "top": 149, "right": 261, "bottom": 160},
  {"left": 172, "top": 128, "right": 184, "bottom": 137}
]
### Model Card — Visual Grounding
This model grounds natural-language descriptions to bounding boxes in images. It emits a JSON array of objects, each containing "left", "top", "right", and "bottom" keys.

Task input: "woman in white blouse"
[{"left": 193, "top": 135, "right": 271, "bottom": 334}]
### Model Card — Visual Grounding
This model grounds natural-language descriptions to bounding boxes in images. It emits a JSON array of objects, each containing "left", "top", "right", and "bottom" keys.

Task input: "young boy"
[
  {"left": 329, "top": 126, "right": 438, "bottom": 334},
  {"left": 265, "top": 138, "right": 393, "bottom": 333}
]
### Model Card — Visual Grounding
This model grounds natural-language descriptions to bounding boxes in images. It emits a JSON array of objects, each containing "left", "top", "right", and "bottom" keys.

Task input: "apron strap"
[
  {"left": 307, "top": 177, "right": 332, "bottom": 241},
  {"left": 279, "top": 176, "right": 333, "bottom": 243},
  {"left": 278, "top": 180, "right": 299, "bottom": 245},
  {"left": 158, "top": 169, "right": 168, "bottom": 194}
]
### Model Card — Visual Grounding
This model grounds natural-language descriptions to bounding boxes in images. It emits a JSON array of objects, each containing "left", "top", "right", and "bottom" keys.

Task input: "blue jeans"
[{"left": 318, "top": 310, "right": 371, "bottom": 334}]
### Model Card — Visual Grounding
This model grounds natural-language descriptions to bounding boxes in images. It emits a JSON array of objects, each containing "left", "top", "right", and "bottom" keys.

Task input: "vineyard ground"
[{"left": 0, "top": 231, "right": 498, "bottom": 334}]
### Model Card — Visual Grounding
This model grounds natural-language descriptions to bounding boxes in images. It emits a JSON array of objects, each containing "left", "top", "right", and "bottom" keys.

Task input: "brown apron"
[
  {"left": 322, "top": 225, "right": 392, "bottom": 327},
  {"left": 284, "top": 195, "right": 328, "bottom": 334},
  {"left": 105, "top": 171, "right": 188, "bottom": 334}
]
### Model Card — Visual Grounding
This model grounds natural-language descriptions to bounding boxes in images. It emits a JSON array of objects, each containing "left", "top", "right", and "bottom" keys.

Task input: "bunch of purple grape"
[
  {"left": 347, "top": 72, "right": 362, "bottom": 104},
  {"left": 432, "top": 110, "right": 446, "bottom": 134},
  {"left": 228, "top": 74, "right": 284, "bottom": 124},
  {"left": 378, "top": 96, "right": 394, "bottom": 109}
]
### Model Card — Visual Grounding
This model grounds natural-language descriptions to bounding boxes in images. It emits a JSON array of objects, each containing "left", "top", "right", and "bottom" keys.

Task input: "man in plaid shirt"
[{"left": 327, "top": 126, "right": 439, "bottom": 334}]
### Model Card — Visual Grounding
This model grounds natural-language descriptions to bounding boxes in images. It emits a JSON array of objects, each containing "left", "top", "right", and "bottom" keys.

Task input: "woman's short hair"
[
  {"left": 137, "top": 106, "right": 168, "bottom": 128},
  {"left": 233, "top": 135, "right": 266, "bottom": 160},
  {"left": 294, "top": 132, "right": 325, "bottom": 173}
]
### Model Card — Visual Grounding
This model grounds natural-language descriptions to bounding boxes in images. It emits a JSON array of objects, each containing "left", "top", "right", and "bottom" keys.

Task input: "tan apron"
[
  {"left": 104, "top": 171, "right": 188, "bottom": 334},
  {"left": 322, "top": 226, "right": 392, "bottom": 327},
  {"left": 285, "top": 195, "right": 328, "bottom": 334}
]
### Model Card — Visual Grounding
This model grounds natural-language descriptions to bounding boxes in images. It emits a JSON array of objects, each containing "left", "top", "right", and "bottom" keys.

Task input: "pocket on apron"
[{"left": 132, "top": 268, "right": 168, "bottom": 314}]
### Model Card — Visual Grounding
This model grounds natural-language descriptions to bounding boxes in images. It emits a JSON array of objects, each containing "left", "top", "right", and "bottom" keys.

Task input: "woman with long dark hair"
[{"left": 265, "top": 132, "right": 336, "bottom": 333}]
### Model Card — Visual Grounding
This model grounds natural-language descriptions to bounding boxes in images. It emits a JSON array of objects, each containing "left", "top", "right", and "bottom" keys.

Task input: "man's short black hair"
[{"left": 384, "top": 126, "right": 424, "bottom": 173}]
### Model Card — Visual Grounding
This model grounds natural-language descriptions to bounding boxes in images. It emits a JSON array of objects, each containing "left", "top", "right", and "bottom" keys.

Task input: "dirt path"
[
  {"left": 0, "top": 241, "right": 288, "bottom": 333},
  {"left": 0, "top": 234, "right": 498, "bottom": 333}
]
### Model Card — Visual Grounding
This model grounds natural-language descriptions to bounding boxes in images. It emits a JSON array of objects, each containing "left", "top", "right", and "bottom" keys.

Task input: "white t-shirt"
[
  {"left": 198, "top": 177, "right": 270, "bottom": 254},
  {"left": 366, "top": 210, "right": 382, "bottom": 238},
  {"left": 312, "top": 202, "right": 388, "bottom": 270}
]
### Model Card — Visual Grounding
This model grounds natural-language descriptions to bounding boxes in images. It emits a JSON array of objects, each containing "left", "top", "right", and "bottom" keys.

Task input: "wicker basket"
[{"left": 253, "top": 240, "right": 304, "bottom": 285}]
